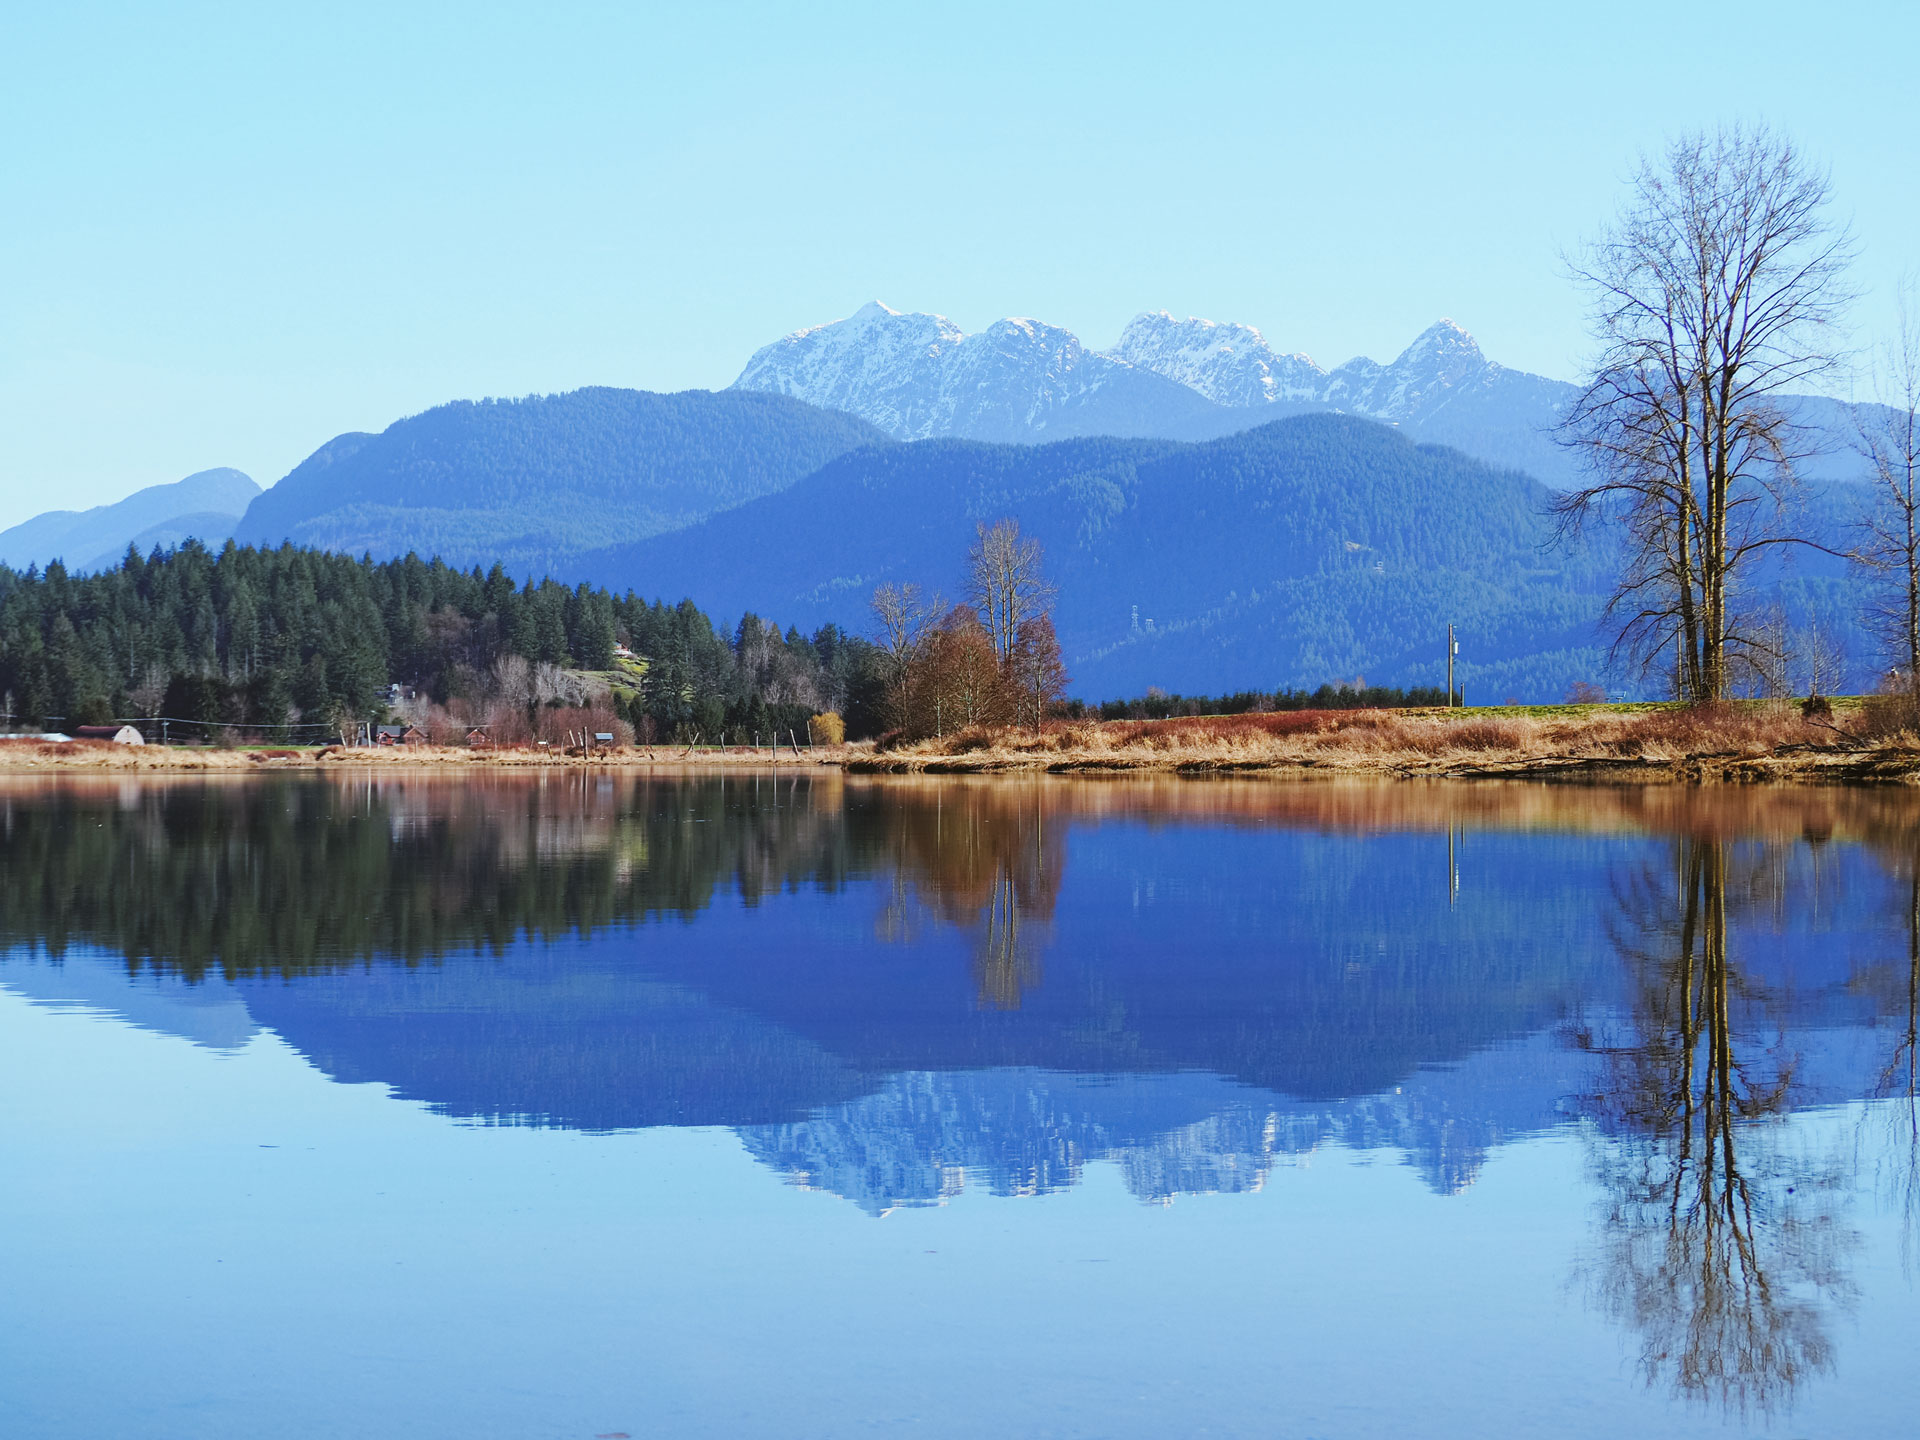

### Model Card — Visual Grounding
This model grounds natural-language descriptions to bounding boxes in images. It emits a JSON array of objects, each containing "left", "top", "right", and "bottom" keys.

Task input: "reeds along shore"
[
  {"left": 8, "top": 700, "right": 1920, "bottom": 783},
  {"left": 845, "top": 699, "right": 1920, "bottom": 784}
]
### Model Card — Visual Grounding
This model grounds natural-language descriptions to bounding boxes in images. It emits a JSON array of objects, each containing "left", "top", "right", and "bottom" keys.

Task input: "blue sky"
[{"left": 1, "top": 1, "right": 1915, "bottom": 529}]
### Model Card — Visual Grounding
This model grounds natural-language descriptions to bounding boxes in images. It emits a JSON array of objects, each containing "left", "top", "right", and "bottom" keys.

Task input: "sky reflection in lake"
[{"left": 2, "top": 773, "right": 1917, "bottom": 1438}]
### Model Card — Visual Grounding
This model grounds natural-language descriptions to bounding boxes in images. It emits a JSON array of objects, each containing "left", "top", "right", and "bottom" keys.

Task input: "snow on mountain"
[
  {"left": 732, "top": 302, "right": 965, "bottom": 441},
  {"left": 1322, "top": 319, "right": 1494, "bottom": 420},
  {"left": 731, "top": 303, "right": 1599, "bottom": 482},
  {"left": 1107, "top": 312, "right": 1324, "bottom": 408},
  {"left": 731, "top": 302, "right": 1237, "bottom": 444},
  {"left": 1116, "top": 311, "right": 1580, "bottom": 482},
  {"left": 1114, "top": 311, "right": 1522, "bottom": 425}
]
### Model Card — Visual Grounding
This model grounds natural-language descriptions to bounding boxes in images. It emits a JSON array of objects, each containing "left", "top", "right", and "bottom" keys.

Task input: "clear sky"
[{"left": 1, "top": 1, "right": 1914, "bottom": 530}]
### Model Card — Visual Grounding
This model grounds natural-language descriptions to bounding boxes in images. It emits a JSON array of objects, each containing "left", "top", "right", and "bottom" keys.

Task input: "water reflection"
[
  {"left": 3, "top": 772, "right": 1919, "bottom": 1421},
  {"left": 877, "top": 786, "right": 1063, "bottom": 1009},
  {"left": 1856, "top": 846, "right": 1920, "bottom": 1269},
  {"left": 1571, "top": 838, "right": 1859, "bottom": 1415}
]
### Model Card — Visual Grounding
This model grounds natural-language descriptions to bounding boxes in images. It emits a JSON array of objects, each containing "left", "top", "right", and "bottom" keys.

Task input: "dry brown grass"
[
  {"left": 852, "top": 702, "right": 1920, "bottom": 783},
  {"left": 0, "top": 737, "right": 843, "bottom": 772}
]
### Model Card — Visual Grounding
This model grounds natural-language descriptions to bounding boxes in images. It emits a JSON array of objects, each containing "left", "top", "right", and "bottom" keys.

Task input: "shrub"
[
  {"left": 949, "top": 725, "right": 997, "bottom": 753},
  {"left": 1856, "top": 692, "right": 1920, "bottom": 740},
  {"left": 808, "top": 711, "right": 846, "bottom": 745}
]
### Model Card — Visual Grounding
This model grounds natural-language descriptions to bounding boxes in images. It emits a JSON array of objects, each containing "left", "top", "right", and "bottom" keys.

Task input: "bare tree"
[
  {"left": 1006, "top": 614, "right": 1068, "bottom": 731},
  {"left": 1556, "top": 125, "right": 1854, "bottom": 701},
  {"left": 127, "top": 664, "right": 169, "bottom": 719},
  {"left": 1859, "top": 281, "right": 1920, "bottom": 689},
  {"left": 490, "top": 654, "right": 535, "bottom": 712},
  {"left": 870, "top": 581, "right": 943, "bottom": 681},
  {"left": 1799, "top": 606, "right": 1849, "bottom": 700},
  {"left": 928, "top": 606, "right": 1006, "bottom": 732},
  {"left": 968, "top": 519, "right": 1056, "bottom": 663}
]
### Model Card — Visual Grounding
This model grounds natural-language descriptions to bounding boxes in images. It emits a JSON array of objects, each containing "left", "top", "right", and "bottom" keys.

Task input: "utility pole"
[{"left": 1447, "top": 624, "right": 1456, "bottom": 707}]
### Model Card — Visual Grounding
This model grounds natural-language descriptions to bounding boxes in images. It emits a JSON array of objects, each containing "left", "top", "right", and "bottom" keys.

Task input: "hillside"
[
  {"left": 232, "top": 387, "right": 889, "bottom": 571},
  {"left": 0, "top": 468, "right": 260, "bottom": 573},
  {"left": 569, "top": 413, "right": 1614, "bottom": 700}
]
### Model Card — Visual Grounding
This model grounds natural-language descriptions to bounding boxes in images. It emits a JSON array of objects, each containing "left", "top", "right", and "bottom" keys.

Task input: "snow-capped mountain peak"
[
  {"left": 1323, "top": 318, "right": 1502, "bottom": 421},
  {"left": 732, "top": 303, "right": 967, "bottom": 439},
  {"left": 728, "top": 302, "right": 1577, "bottom": 481},
  {"left": 1392, "top": 318, "right": 1487, "bottom": 380},
  {"left": 730, "top": 303, "right": 1232, "bottom": 443},
  {"left": 1107, "top": 311, "right": 1325, "bottom": 408}
]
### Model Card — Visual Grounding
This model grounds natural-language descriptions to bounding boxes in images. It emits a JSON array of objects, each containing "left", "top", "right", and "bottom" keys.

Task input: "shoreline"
[
  {"left": 844, "top": 745, "right": 1920, "bottom": 784},
  {"left": 846, "top": 702, "right": 1920, "bottom": 785},
  {"left": 7, "top": 730, "right": 1920, "bottom": 786},
  {"left": 0, "top": 739, "right": 837, "bottom": 773}
]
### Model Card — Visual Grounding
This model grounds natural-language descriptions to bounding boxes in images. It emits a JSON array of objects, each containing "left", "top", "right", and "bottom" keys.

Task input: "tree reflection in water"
[
  {"left": 1571, "top": 837, "right": 1857, "bottom": 1418},
  {"left": 1856, "top": 857, "right": 1920, "bottom": 1271},
  {"left": 871, "top": 782, "right": 1063, "bottom": 1009}
]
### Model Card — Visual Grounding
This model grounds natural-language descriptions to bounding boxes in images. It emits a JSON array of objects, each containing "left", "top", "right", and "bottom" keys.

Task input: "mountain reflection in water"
[{"left": 4, "top": 772, "right": 1920, "bottom": 1421}]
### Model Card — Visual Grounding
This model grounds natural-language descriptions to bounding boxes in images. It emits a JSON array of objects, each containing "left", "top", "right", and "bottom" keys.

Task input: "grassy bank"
[
  {"left": 11, "top": 700, "right": 1920, "bottom": 785},
  {"left": 845, "top": 700, "right": 1920, "bottom": 784},
  {"left": 0, "top": 738, "right": 838, "bottom": 772}
]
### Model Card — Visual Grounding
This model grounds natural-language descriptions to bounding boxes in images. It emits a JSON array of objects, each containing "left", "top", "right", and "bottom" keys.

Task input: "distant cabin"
[
  {"left": 465, "top": 727, "right": 489, "bottom": 747},
  {"left": 374, "top": 724, "right": 405, "bottom": 746},
  {"left": 74, "top": 724, "right": 145, "bottom": 746}
]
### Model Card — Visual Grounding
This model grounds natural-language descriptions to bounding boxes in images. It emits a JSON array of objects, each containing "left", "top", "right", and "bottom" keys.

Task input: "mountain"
[
  {"left": 732, "top": 303, "right": 1579, "bottom": 480},
  {"left": 0, "top": 467, "right": 260, "bottom": 573},
  {"left": 1115, "top": 312, "right": 1579, "bottom": 484},
  {"left": 571, "top": 412, "right": 1612, "bottom": 700},
  {"left": 735, "top": 305, "right": 1884, "bottom": 490},
  {"left": 732, "top": 302, "right": 1256, "bottom": 445},
  {"left": 231, "top": 387, "right": 888, "bottom": 571}
]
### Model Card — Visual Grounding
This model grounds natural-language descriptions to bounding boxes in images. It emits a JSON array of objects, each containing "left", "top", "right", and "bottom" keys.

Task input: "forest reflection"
[
  {"left": 9, "top": 771, "right": 1920, "bottom": 990},
  {"left": 0, "top": 771, "right": 856, "bottom": 978},
  {"left": 1571, "top": 837, "right": 1860, "bottom": 1417},
  {"left": 0, "top": 773, "right": 1074, "bottom": 991}
]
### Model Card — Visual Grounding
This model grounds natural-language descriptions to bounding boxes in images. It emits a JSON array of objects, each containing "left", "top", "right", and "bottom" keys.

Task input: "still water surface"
[{"left": 2, "top": 773, "right": 1918, "bottom": 1438}]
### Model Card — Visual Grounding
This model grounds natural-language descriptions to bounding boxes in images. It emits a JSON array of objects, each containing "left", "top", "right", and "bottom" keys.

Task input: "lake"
[{"left": 2, "top": 771, "right": 1916, "bottom": 1438}]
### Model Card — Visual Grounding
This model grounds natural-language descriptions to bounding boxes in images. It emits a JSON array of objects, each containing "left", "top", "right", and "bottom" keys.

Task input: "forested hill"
[
  {"left": 232, "top": 387, "right": 889, "bottom": 571},
  {"left": 569, "top": 413, "right": 1615, "bottom": 701},
  {"left": 0, "top": 543, "right": 881, "bottom": 742}
]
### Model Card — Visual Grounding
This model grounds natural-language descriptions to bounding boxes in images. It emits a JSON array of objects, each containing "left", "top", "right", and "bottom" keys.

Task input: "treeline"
[
  {"left": 869, "top": 520, "right": 1068, "bottom": 739},
  {"left": 0, "top": 540, "right": 890, "bottom": 742},
  {"left": 1081, "top": 683, "right": 1454, "bottom": 722}
]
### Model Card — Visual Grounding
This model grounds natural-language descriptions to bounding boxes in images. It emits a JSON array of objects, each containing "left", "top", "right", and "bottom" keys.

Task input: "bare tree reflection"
[
  {"left": 873, "top": 782, "right": 1063, "bottom": 1009},
  {"left": 1853, "top": 852, "right": 1920, "bottom": 1269},
  {"left": 1891, "top": 874, "right": 1920, "bottom": 1268},
  {"left": 1571, "top": 838, "right": 1856, "bottom": 1418}
]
